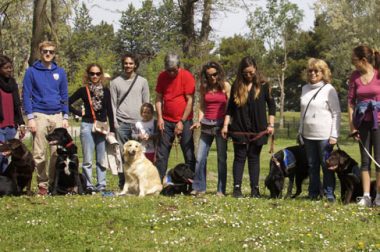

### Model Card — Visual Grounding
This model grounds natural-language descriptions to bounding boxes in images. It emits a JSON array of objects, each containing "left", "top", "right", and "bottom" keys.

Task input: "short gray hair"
[{"left": 164, "top": 53, "right": 180, "bottom": 69}]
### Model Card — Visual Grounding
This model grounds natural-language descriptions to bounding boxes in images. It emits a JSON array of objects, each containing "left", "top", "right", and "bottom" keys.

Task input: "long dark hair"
[
  {"left": 353, "top": 45, "right": 380, "bottom": 77},
  {"left": 199, "top": 61, "right": 226, "bottom": 94},
  {"left": 233, "top": 56, "right": 266, "bottom": 106}
]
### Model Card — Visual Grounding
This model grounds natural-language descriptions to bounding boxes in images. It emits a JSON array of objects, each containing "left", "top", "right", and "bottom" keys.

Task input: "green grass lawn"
[{"left": 0, "top": 114, "right": 379, "bottom": 251}]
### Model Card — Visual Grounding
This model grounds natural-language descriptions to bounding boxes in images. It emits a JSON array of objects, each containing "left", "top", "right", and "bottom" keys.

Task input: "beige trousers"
[{"left": 32, "top": 112, "right": 63, "bottom": 189}]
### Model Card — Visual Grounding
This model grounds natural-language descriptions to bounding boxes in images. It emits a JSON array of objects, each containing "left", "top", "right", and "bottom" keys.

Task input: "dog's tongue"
[{"left": 187, "top": 178, "right": 193, "bottom": 184}]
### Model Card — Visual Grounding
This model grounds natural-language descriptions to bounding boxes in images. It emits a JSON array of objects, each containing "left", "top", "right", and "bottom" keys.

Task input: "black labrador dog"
[
  {"left": 46, "top": 128, "right": 85, "bottom": 195},
  {"left": 161, "top": 163, "right": 194, "bottom": 196},
  {"left": 265, "top": 145, "right": 309, "bottom": 198},
  {"left": 326, "top": 149, "right": 376, "bottom": 204},
  {"left": 0, "top": 139, "right": 35, "bottom": 195}
]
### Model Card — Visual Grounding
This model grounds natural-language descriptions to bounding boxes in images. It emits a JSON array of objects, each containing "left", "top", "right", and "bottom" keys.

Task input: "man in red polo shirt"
[{"left": 155, "top": 53, "right": 196, "bottom": 179}]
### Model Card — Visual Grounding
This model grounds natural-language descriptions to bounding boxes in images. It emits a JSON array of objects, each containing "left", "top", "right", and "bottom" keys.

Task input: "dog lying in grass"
[
  {"left": 265, "top": 145, "right": 309, "bottom": 198},
  {"left": 161, "top": 163, "right": 194, "bottom": 196},
  {"left": 326, "top": 149, "right": 376, "bottom": 204},
  {"left": 119, "top": 140, "right": 162, "bottom": 197},
  {"left": 0, "top": 139, "right": 34, "bottom": 195},
  {"left": 46, "top": 128, "right": 85, "bottom": 195}
]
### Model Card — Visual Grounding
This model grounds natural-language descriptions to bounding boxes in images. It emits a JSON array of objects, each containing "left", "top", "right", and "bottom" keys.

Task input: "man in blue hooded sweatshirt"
[{"left": 23, "top": 41, "right": 69, "bottom": 196}]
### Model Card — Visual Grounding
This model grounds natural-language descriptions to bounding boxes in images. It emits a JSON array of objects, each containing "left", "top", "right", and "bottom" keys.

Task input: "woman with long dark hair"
[
  {"left": 0, "top": 55, "right": 25, "bottom": 173},
  {"left": 191, "top": 61, "right": 230, "bottom": 196},
  {"left": 348, "top": 45, "right": 380, "bottom": 207},
  {"left": 222, "top": 56, "right": 275, "bottom": 198},
  {"left": 69, "top": 63, "right": 115, "bottom": 193}
]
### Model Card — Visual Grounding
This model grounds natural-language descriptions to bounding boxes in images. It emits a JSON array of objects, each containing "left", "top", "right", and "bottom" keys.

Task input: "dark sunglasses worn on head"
[
  {"left": 89, "top": 72, "right": 102, "bottom": 77},
  {"left": 41, "top": 49, "right": 55, "bottom": 55}
]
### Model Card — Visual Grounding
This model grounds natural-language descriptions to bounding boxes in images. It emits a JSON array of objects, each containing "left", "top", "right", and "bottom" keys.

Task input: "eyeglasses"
[
  {"left": 308, "top": 69, "right": 320, "bottom": 74},
  {"left": 89, "top": 72, "right": 102, "bottom": 77},
  {"left": 206, "top": 72, "right": 218, "bottom": 78},
  {"left": 41, "top": 49, "right": 55, "bottom": 55}
]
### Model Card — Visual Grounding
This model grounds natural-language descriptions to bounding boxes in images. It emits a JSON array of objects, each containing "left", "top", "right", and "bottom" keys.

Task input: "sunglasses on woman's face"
[
  {"left": 308, "top": 69, "right": 320, "bottom": 74},
  {"left": 206, "top": 72, "right": 218, "bottom": 78},
  {"left": 89, "top": 72, "right": 102, "bottom": 77}
]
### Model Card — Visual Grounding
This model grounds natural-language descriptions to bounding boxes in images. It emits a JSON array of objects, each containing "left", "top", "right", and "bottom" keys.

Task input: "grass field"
[{"left": 0, "top": 114, "right": 379, "bottom": 251}]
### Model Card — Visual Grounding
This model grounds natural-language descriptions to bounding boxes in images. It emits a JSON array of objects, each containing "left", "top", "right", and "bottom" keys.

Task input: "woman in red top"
[
  {"left": 191, "top": 61, "right": 230, "bottom": 196},
  {"left": 348, "top": 45, "right": 380, "bottom": 207},
  {"left": 0, "top": 55, "right": 25, "bottom": 173}
]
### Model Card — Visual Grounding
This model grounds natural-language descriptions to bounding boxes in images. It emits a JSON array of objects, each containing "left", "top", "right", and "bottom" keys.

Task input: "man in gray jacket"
[{"left": 110, "top": 53, "right": 150, "bottom": 188}]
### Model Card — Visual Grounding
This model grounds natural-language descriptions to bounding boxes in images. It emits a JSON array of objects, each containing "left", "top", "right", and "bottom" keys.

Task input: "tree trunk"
[
  {"left": 50, "top": 0, "right": 59, "bottom": 45},
  {"left": 29, "top": 0, "right": 47, "bottom": 65},
  {"left": 200, "top": 0, "right": 212, "bottom": 44},
  {"left": 178, "top": 0, "right": 198, "bottom": 57}
]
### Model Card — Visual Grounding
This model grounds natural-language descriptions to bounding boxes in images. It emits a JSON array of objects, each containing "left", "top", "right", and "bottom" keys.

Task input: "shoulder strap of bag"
[
  {"left": 301, "top": 84, "right": 326, "bottom": 134},
  {"left": 117, "top": 74, "right": 139, "bottom": 108},
  {"left": 85, "top": 85, "right": 97, "bottom": 122}
]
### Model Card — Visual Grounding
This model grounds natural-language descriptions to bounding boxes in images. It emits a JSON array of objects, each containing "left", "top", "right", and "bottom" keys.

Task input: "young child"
[{"left": 132, "top": 103, "right": 157, "bottom": 162}]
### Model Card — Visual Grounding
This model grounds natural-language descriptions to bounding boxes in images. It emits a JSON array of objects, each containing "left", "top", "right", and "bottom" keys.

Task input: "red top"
[
  {"left": 0, "top": 89, "right": 15, "bottom": 128},
  {"left": 348, "top": 69, "right": 380, "bottom": 121},
  {"left": 203, "top": 91, "right": 227, "bottom": 120},
  {"left": 155, "top": 68, "right": 195, "bottom": 122}
]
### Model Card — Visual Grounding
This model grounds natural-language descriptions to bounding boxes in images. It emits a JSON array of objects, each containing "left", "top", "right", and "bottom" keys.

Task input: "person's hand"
[
  {"left": 18, "top": 125, "right": 26, "bottom": 139},
  {"left": 221, "top": 125, "right": 228, "bottom": 139},
  {"left": 329, "top": 137, "right": 337, "bottom": 145},
  {"left": 190, "top": 122, "right": 200, "bottom": 130},
  {"left": 174, "top": 121, "right": 183, "bottom": 136},
  {"left": 28, "top": 119, "right": 37, "bottom": 133},
  {"left": 157, "top": 118, "right": 164, "bottom": 132},
  {"left": 267, "top": 125, "right": 274, "bottom": 135},
  {"left": 62, "top": 119, "right": 69, "bottom": 128},
  {"left": 350, "top": 130, "right": 360, "bottom": 141}
]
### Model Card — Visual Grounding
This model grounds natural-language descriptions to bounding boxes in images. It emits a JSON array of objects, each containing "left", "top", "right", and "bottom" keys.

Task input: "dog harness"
[{"left": 283, "top": 149, "right": 296, "bottom": 171}]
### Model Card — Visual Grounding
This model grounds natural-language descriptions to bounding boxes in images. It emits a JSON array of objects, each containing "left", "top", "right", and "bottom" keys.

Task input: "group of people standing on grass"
[{"left": 0, "top": 41, "right": 379, "bottom": 206}]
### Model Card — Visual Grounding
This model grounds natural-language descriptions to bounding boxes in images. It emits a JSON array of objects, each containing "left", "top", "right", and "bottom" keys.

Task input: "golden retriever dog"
[{"left": 119, "top": 140, "right": 162, "bottom": 196}]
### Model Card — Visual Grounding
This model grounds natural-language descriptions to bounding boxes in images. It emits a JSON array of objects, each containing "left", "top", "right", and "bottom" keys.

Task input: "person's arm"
[
  {"left": 68, "top": 88, "right": 83, "bottom": 117},
  {"left": 110, "top": 80, "right": 119, "bottom": 129},
  {"left": 327, "top": 87, "right": 341, "bottom": 144},
  {"left": 347, "top": 76, "right": 359, "bottom": 140},
  {"left": 190, "top": 92, "right": 204, "bottom": 130},
  {"left": 142, "top": 78, "right": 150, "bottom": 103},
  {"left": 60, "top": 70, "right": 69, "bottom": 128},
  {"left": 175, "top": 94, "right": 194, "bottom": 135},
  {"left": 265, "top": 83, "right": 276, "bottom": 135},
  {"left": 22, "top": 69, "right": 37, "bottom": 133},
  {"left": 155, "top": 92, "right": 164, "bottom": 132},
  {"left": 105, "top": 88, "right": 115, "bottom": 134}
]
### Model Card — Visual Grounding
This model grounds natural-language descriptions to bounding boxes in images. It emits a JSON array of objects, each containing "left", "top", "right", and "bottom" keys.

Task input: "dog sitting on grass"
[
  {"left": 161, "top": 163, "right": 194, "bottom": 196},
  {"left": 326, "top": 149, "right": 376, "bottom": 204},
  {"left": 119, "top": 140, "right": 162, "bottom": 197},
  {"left": 0, "top": 139, "right": 35, "bottom": 195},
  {"left": 46, "top": 128, "right": 85, "bottom": 195}
]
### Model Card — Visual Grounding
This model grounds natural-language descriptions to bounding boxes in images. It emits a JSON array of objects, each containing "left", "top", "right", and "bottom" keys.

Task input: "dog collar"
[{"left": 65, "top": 141, "right": 74, "bottom": 148}]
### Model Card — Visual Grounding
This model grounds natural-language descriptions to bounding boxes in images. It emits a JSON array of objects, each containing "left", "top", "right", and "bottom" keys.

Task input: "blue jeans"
[
  {"left": 80, "top": 122, "right": 107, "bottom": 190},
  {"left": 156, "top": 120, "right": 195, "bottom": 179},
  {"left": 116, "top": 121, "right": 134, "bottom": 189},
  {"left": 0, "top": 126, "right": 17, "bottom": 173},
  {"left": 304, "top": 138, "right": 336, "bottom": 198},
  {"left": 193, "top": 129, "right": 227, "bottom": 193}
]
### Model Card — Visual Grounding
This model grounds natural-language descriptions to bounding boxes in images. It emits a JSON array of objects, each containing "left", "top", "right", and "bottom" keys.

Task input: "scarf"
[
  {"left": 0, "top": 75, "right": 17, "bottom": 122},
  {"left": 88, "top": 82, "right": 104, "bottom": 111}
]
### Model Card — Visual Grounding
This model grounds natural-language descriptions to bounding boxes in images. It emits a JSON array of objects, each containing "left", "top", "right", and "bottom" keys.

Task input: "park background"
[{"left": 0, "top": 0, "right": 380, "bottom": 251}]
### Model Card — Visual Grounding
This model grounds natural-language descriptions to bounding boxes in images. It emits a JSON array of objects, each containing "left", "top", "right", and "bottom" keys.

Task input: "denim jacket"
[{"left": 354, "top": 100, "right": 380, "bottom": 129}]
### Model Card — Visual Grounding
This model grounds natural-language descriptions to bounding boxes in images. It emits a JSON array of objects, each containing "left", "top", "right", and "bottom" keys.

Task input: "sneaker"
[
  {"left": 357, "top": 196, "right": 372, "bottom": 207},
  {"left": 86, "top": 187, "right": 96, "bottom": 195},
  {"left": 373, "top": 197, "right": 380, "bottom": 207},
  {"left": 232, "top": 186, "right": 243, "bottom": 198},
  {"left": 190, "top": 190, "right": 205, "bottom": 196},
  {"left": 216, "top": 192, "right": 225, "bottom": 197},
  {"left": 37, "top": 186, "right": 48, "bottom": 196}
]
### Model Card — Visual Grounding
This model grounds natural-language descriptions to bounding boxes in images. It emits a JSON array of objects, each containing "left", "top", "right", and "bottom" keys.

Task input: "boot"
[
  {"left": 232, "top": 185, "right": 243, "bottom": 198},
  {"left": 250, "top": 186, "right": 261, "bottom": 198}
]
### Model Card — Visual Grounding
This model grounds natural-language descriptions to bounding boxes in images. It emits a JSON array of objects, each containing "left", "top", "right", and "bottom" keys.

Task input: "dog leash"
[
  {"left": 228, "top": 130, "right": 269, "bottom": 144},
  {"left": 349, "top": 131, "right": 380, "bottom": 168}
]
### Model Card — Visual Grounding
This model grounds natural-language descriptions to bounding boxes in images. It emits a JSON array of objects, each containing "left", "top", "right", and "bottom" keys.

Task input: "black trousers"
[{"left": 232, "top": 142, "right": 263, "bottom": 189}]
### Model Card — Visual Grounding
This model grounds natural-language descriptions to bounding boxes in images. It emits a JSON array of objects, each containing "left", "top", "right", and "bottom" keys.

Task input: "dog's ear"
[{"left": 9, "top": 139, "right": 22, "bottom": 150}]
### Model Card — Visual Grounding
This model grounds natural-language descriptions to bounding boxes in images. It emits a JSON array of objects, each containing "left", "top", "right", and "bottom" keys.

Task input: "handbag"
[
  {"left": 299, "top": 84, "right": 326, "bottom": 146},
  {"left": 85, "top": 85, "right": 109, "bottom": 135}
]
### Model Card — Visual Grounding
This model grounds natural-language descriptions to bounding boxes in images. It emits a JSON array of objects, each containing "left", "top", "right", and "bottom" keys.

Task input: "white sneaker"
[
  {"left": 357, "top": 196, "right": 372, "bottom": 207},
  {"left": 373, "top": 197, "right": 380, "bottom": 207}
]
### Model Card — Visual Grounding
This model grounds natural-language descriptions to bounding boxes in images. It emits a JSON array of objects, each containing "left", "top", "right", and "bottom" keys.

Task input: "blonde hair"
[
  {"left": 306, "top": 58, "right": 332, "bottom": 84},
  {"left": 38, "top": 41, "right": 56, "bottom": 51}
]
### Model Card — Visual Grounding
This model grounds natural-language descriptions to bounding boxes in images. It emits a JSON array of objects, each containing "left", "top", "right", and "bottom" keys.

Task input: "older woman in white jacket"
[{"left": 299, "top": 58, "right": 341, "bottom": 202}]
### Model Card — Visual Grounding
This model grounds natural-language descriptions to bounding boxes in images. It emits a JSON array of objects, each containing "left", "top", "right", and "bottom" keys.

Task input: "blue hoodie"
[{"left": 22, "top": 60, "right": 68, "bottom": 119}]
